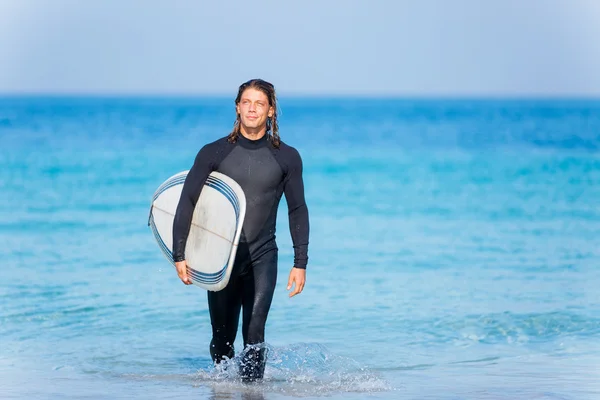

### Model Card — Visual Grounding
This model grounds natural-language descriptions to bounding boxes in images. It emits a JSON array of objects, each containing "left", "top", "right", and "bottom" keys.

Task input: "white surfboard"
[{"left": 148, "top": 171, "right": 246, "bottom": 291}]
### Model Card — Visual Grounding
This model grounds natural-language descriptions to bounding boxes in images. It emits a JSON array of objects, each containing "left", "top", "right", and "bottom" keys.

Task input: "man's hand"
[
  {"left": 287, "top": 267, "right": 306, "bottom": 297},
  {"left": 175, "top": 260, "right": 193, "bottom": 285}
]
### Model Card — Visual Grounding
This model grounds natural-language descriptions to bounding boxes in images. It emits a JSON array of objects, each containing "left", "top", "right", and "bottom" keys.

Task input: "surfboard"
[{"left": 148, "top": 171, "right": 246, "bottom": 291}]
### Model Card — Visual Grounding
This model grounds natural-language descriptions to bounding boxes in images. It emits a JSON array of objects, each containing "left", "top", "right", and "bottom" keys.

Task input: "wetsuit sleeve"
[
  {"left": 172, "top": 145, "right": 215, "bottom": 262},
  {"left": 283, "top": 148, "right": 310, "bottom": 269}
]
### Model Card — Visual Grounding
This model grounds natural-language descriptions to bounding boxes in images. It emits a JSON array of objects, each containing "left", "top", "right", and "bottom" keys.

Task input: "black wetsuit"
[{"left": 172, "top": 133, "right": 309, "bottom": 381}]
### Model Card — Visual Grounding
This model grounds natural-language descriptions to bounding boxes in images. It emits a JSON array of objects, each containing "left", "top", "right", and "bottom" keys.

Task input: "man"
[{"left": 172, "top": 79, "right": 309, "bottom": 382}]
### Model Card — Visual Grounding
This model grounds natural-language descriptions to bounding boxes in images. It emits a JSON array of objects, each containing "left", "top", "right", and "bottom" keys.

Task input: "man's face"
[{"left": 236, "top": 88, "right": 273, "bottom": 132}]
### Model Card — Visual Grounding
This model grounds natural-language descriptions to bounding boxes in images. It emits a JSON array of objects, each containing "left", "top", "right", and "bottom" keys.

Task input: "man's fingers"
[
  {"left": 178, "top": 273, "right": 189, "bottom": 285},
  {"left": 180, "top": 273, "right": 190, "bottom": 285},
  {"left": 289, "top": 278, "right": 304, "bottom": 297},
  {"left": 183, "top": 266, "right": 191, "bottom": 285},
  {"left": 297, "top": 281, "right": 305, "bottom": 294},
  {"left": 287, "top": 268, "right": 306, "bottom": 297},
  {"left": 176, "top": 264, "right": 192, "bottom": 285},
  {"left": 288, "top": 276, "right": 296, "bottom": 296}
]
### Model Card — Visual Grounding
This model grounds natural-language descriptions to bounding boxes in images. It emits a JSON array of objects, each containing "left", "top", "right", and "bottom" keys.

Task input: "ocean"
[{"left": 1, "top": 96, "right": 599, "bottom": 399}]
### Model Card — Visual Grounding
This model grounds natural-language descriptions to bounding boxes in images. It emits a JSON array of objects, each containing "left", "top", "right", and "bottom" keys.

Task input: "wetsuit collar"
[{"left": 237, "top": 133, "right": 269, "bottom": 149}]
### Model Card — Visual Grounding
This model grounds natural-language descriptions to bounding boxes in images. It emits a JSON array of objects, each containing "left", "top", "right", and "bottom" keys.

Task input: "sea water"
[{"left": 1, "top": 97, "right": 599, "bottom": 399}]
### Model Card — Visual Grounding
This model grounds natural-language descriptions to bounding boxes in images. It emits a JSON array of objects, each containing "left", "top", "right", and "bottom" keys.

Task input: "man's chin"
[{"left": 242, "top": 122, "right": 263, "bottom": 130}]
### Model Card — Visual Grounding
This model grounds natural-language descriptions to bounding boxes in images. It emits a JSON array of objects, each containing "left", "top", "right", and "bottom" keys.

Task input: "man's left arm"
[{"left": 283, "top": 147, "right": 310, "bottom": 297}]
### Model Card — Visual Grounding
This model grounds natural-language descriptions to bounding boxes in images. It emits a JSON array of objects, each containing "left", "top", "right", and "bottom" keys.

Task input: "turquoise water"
[{"left": 1, "top": 97, "right": 600, "bottom": 399}]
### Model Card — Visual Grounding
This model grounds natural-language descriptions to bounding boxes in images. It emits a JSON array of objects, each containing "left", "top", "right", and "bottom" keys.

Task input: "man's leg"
[
  {"left": 207, "top": 273, "right": 243, "bottom": 363},
  {"left": 240, "top": 249, "right": 278, "bottom": 381}
]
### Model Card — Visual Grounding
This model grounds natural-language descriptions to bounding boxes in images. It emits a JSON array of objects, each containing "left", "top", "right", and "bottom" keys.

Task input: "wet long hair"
[{"left": 227, "top": 79, "right": 280, "bottom": 148}]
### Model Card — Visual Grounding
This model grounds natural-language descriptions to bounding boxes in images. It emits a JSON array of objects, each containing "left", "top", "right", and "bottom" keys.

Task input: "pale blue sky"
[{"left": 1, "top": 0, "right": 599, "bottom": 96}]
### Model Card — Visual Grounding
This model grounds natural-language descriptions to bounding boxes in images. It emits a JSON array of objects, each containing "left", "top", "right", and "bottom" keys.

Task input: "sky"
[{"left": 0, "top": 0, "right": 599, "bottom": 97}]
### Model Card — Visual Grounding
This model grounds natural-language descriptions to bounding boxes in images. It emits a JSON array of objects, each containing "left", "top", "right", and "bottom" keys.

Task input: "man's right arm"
[{"left": 172, "top": 145, "right": 214, "bottom": 263}]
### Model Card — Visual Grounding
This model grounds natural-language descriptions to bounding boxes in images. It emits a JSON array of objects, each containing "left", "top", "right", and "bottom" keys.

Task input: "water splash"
[{"left": 195, "top": 342, "right": 391, "bottom": 396}]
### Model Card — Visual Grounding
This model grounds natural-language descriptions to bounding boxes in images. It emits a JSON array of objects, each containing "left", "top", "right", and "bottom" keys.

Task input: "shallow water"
[{"left": 1, "top": 97, "right": 599, "bottom": 399}]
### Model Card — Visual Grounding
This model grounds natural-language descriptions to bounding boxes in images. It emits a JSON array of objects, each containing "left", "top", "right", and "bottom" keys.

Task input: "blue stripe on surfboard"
[
  {"left": 207, "top": 176, "right": 239, "bottom": 209},
  {"left": 207, "top": 176, "right": 239, "bottom": 210},
  {"left": 206, "top": 176, "right": 238, "bottom": 209},
  {"left": 188, "top": 265, "right": 227, "bottom": 278},
  {"left": 206, "top": 175, "right": 238, "bottom": 209},
  {"left": 154, "top": 174, "right": 186, "bottom": 197},
  {"left": 205, "top": 176, "right": 240, "bottom": 220},
  {"left": 188, "top": 265, "right": 228, "bottom": 284},
  {"left": 153, "top": 180, "right": 185, "bottom": 202},
  {"left": 153, "top": 175, "right": 187, "bottom": 201},
  {"left": 149, "top": 213, "right": 175, "bottom": 265},
  {"left": 188, "top": 266, "right": 228, "bottom": 280}
]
